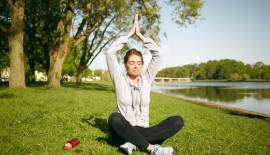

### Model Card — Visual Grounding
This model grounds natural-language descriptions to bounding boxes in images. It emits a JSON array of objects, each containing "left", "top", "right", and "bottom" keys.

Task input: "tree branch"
[
  {"left": 73, "top": 48, "right": 79, "bottom": 70},
  {"left": 74, "top": 18, "right": 87, "bottom": 38},
  {"left": 88, "top": 26, "right": 126, "bottom": 66},
  {"left": 71, "top": 21, "right": 99, "bottom": 48},
  {"left": 86, "top": 16, "right": 115, "bottom": 62},
  {"left": 71, "top": 0, "right": 110, "bottom": 48}
]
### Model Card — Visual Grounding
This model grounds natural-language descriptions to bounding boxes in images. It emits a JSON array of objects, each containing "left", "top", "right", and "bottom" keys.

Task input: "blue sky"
[{"left": 91, "top": 0, "right": 270, "bottom": 69}]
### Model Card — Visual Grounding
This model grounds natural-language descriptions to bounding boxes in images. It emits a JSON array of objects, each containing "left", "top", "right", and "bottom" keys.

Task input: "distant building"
[
  {"left": 1, "top": 68, "right": 9, "bottom": 82},
  {"left": 35, "top": 71, "right": 47, "bottom": 81},
  {"left": 1, "top": 68, "right": 102, "bottom": 82},
  {"left": 62, "top": 75, "right": 101, "bottom": 82},
  {"left": 154, "top": 77, "right": 192, "bottom": 83}
]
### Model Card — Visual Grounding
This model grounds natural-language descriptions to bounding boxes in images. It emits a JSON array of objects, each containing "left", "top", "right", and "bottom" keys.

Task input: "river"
[{"left": 152, "top": 82, "right": 270, "bottom": 115}]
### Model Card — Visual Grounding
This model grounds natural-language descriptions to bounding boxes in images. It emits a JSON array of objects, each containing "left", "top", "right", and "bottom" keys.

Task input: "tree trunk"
[
  {"left": 48, "top": 41, "right": 71, "bottom": 88},
  {"left": 47, "top": 0, "right": 74, "bottom": 88},
  {"left": 29, "top": 58, "right": 36, "bottom": 83},
  {"left": 8, "top": 0, "right": 25, "bottom": 88},
  {"left": 76, "top": 72, "right": 82, "bottom": 84},
  {"left": 75, "top": 65, "right": 86, "bottom": 84}
]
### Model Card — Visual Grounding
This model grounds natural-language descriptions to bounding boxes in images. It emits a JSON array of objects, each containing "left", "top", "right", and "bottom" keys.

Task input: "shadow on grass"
[
  {"left": 27, "top": 81, "right": 48, "bottom": 87},
  {"left": 1, "top": 81, "right": 115, "bottom": 92},
  {"left": 81, "top": 115, "right": 118, "bottom": 147},
  {"left": 0, "top": 82, "right": 15, "bottom": 99},
  {"left": 81, "top": 115, "right": 109, "bottom": 133},
  {"left": 224, "top": 111, "right": 270, "bottom": 122},
  {"left": 1, "top": 81, "right": 49, "bottom": 89},
  {"left": 63, "top": 82, "right": 114, "bottom": 92},
  {"left": 0, "top": 82, "right": 8, "bottom": 89},
  {"left": 0, "top": 92, "right": 16, "bottom": 99}
]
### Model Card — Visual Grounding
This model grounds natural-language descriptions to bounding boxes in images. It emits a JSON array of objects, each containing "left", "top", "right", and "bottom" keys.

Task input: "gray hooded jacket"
[{"left": 105, "top": 36, "right": 161, "bottom": 127}]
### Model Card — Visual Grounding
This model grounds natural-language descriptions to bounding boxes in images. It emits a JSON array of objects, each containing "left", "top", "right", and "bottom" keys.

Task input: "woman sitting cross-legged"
[{"left": 105, "top": 16, "right": 184, "bottom": 155}]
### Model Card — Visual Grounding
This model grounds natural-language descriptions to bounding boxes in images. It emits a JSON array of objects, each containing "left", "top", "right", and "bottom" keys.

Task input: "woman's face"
[{"left": 125, "top": 54, "right": 143, "bottom": 79}]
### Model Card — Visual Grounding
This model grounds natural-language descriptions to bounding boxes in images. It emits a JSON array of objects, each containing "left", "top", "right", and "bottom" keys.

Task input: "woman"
[{"left": 105, "top": 16, "right": 184, "bottom": 155}]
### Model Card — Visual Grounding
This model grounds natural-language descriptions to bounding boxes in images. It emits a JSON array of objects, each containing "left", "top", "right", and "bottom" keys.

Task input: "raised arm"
[
  {"left": 143, "top": 37, "right": 161, "bottom": 82},
  {"left": 105, "top": 36, "right": 128, "bottom": 83},
  {"left": 105, "top": 16, "right": 137, "bottom": 83}
]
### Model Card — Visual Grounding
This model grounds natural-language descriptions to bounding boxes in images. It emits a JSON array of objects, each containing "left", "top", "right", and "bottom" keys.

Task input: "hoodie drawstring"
[{"left": 127, "top": 75, "right": 143, "bottom": 114}]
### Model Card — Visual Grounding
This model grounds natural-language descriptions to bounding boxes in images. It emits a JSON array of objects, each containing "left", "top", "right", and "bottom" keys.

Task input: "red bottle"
[{"left": 64, "top": 138, "right": 80, "bottom": 150}]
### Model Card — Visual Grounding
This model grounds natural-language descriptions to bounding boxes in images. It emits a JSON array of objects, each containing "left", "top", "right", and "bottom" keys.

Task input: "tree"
[
  {"left": 182, "top": 64, "right": 198, "bottom": 78},
  {"left": 204, "top": 60, "right": 218, "bottom": 79},
  {"left": 196, "top": 63, "right": 207, "bottom": 80},
  {"left": 261, "top": 64, "right": 270, "bottom": 80},
  {"left": 245, "top": 64, "right": 255, "bottom": 79},
  {"left": 47, "top": 0, "right": 75, "bottom": 88},
  {"left": 82, "top": 68, "right": 92, "bottom": 78},
  {"left": 253, "top": 61, "right": 264, "bottom": 79},
  {"left": 0, "top": 0, "right": 26, "bottom": 88}
]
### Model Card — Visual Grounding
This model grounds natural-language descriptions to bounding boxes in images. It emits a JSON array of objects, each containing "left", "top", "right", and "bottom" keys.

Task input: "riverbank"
[
  {"left": 0, "top": 82, "right": 270, "bottom": 154},
  {"left": 193, "top": 79, "right": 270, "bottom": 82}
]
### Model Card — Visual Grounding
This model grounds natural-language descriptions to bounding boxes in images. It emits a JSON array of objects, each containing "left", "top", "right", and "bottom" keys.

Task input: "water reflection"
[
  {"left": 152, "top": 82, "right": 270, "bottom": 115},
  {"left": 165, "top": 87, "right": 270, "bottom": 103}
]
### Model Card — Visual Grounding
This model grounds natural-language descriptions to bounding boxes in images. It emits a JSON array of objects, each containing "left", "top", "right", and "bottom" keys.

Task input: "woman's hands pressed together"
[{"left": 127, "top": 15, "right": 145, "bottom": 41}]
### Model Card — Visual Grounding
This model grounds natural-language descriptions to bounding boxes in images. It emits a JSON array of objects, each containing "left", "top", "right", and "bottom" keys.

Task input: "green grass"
[{"left": 0, "top": 82, "right": 270, "bottom": 155}]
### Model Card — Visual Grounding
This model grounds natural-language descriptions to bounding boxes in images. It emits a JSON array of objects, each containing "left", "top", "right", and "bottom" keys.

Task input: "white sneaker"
[
  {"left": 151, "top": 144, "right": 174, "bottom": 155},
  {"left": 119, "top": 142, "right": 137, "bottom": 154}
]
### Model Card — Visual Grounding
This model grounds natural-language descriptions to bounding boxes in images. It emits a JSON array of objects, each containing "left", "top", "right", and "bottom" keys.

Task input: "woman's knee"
[
  {"left": 108, "top": 112, "right": 124, "bottom": 126},
  {"left": 170, "top": 115, "right": 184, "bottom": 130}
]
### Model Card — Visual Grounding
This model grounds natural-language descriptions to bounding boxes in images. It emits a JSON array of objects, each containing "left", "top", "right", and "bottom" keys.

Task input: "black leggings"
[{"left": 108, "top": 112, "right": 184, "bottom": 149}]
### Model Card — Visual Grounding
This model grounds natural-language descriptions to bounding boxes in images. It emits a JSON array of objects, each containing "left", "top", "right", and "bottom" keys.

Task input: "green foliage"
[
  {"left": 82, "top": 68, "right": 92, "bottom": 77},
  {"left": 62, "top": 52, "right": 77, "bottom": 76},
  {"left": 93, "top": 69, "right": 111, "bottom": 81},
  {"left": 262, "top": 65, "right": 270, "bottom": 80},
  {"left": 0, "top": 1, "right": 10, "bottom": 31},
  {"left": 93, "top": 69, "right": 102, "bottom": 77},
  {"left": 168, "top": 0, "right": 204, "bottom": 26},
  {"left": 101, "top": 70, "right": 111, "bottom": 81},
  {"left": 0, "top": 83, "right": 269, "bottom": 154},
  {"left": 133, "top": 0, "right": 161, "bottom": 41},
  {"left": 158, "top": 59, "right": 270, "bottom": 81}
]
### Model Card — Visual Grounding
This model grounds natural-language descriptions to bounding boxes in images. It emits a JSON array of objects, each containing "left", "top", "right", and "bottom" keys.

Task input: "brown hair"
[{"left": 124, "top": 48, "right": 144, "bottom": 64}]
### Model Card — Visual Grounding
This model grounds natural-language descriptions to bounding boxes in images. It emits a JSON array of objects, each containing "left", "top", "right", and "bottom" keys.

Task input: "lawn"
[{"left": 0, "top": 82, "right": 269, "bottom": 155}]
